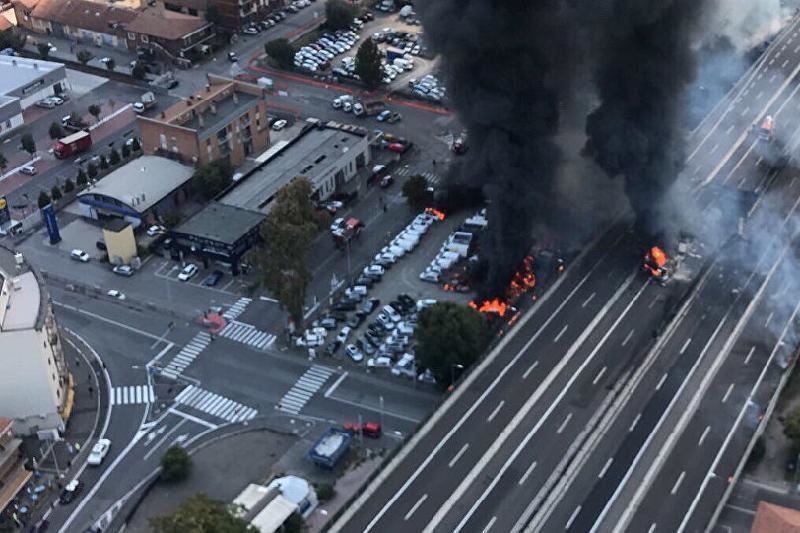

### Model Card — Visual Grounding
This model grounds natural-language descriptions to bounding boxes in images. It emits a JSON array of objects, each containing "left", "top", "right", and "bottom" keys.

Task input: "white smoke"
[{"left": 703, "top": 0, "right": 790, "bottom": 51}]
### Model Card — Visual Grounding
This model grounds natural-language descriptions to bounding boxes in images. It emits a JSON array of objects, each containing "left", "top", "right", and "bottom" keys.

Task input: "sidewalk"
[
  {"left": 7, "top": 330, "right": 105, "bottom": 531},
  {"left": 23, "top": 33, "right": 135, "bottom": 77}
]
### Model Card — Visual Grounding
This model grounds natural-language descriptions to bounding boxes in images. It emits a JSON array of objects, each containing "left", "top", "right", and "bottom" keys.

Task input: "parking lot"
[
  {"left": 297, "top": 206, "right": 480, "bottom": 387},
  {"left": 151, "top": 258, "right": 251, "bottom": 297}
]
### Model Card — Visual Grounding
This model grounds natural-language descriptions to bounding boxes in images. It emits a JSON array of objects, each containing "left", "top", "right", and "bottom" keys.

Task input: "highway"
[{"left": 332, "top": 13, "right": 800, "bottom": 533}]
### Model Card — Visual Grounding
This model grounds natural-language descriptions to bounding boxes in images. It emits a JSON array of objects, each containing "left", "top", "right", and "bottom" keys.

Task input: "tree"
[
  {"left": 37, "top": 191, "right": 50, "bottom": 209},
  {"left": 150, "top": 494, "right": 255, "bottom": 533},
  {"left": 265, "top": 38, "right": 295, "bottom": 69},
  {"left": 131, "top": 137, "right": 141, "bottom": 151},
  {"left": 255, "top": 177, "right": 326, "bottom": 324},
  {"left": 88, "top": 104, "right": 101, "bottom": 123},
  {"left": 99, "top": 155, "right": 108, "bottom": 170},
  {"left": 109, "top": 148, "right": 120, "bottom": 166},
  {"left": 355, "top": 38, "right": 383, "bottom": 90},
  {"left": 20, "top": 133, "right": 35, "bottom": 156},
  {"left": 76, "top": 49, "right": 93, "bottom": 65},
  {"left": 87, "top": 162, "right": 98, "bottom": 180},
  {"left": 315, "top": 482, "right": 336, "bottom": 502},
  {"left": 0, "top": 151, "right": 7, "bottom": 173},
  {"left": 48, "top": 121, "right": 64, "bottom": 140},
  {"left": 785, "top": 408, "right": 800, "bottom": 450},
  {"left": 36, "top": 42, "right": 50, "bottom": 60},
  {"left": 121, "top": 143, "right": 131, "bottom": 159},
  {"left": 50, "top": 185, "right": 62, "bottom": 201},
  {"left": 414, "top": 302, "right": 490, "bottom": 387},
  {"left": 105, "top": 58, "right": 116, "bottom": 71},
  {"left": 160, "top": 445, "right": 192, "bottom": 483},
  {"left": 132, "top": 61, "right": 147, "bottom": 80},
  {"left": 402, "top": 174, "right": 433, "bottom": 211},
  {"left": 76, "top": 168, "right": 87, "bottom": 186},
  {"left": 0, "top": 31, "right": 26, "bottom": 53},
  {"left": 325, "top": 0, "right": 356, "bottom": 31},
  {"left": 193, "top": 160, "right": 233, "bottom": 200},
  {"left": 283, "top": 513, "right": 304, "bottom": 533},
  {"left": 63, "top": 178, "right": 75, "bottom": 193}
]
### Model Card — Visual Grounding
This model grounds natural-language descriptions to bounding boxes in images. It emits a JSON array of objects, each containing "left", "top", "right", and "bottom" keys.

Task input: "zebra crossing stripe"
[
  {"left": 111, "top": 385, "right": 155, "bottom": 405},
  {"left": 174, "top": 385, "right": 258, "bottom": 423}
]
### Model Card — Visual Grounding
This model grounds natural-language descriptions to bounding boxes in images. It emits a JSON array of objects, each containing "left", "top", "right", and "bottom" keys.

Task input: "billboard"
[
  {"left": 42, "top": 203, "right": 61, "bottom": 244},
  {"left": 0, "top": 196, "right": 9, "bottom": 226}
]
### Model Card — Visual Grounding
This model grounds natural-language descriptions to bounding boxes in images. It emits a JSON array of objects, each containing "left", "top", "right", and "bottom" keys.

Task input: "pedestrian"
[
  {"left": 74, "top": 442, "right": 80, "bottom": 452},
  {"left": 432, "top": 159, "right": 436, "bottom": 167},
  {"left": 75, "top": 358, "right": 80, "bottom": 367},
  {"left": 87, "top": 386, "right": 93, "bottom": 398},
  {"left": 383, "top": 204, "right": 388, "bottom": 213}
]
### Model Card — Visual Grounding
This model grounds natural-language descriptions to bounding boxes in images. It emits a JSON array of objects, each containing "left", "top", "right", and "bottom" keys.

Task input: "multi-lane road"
[{"left": 332, "top": 13, "right": 800, "bottom": 533}]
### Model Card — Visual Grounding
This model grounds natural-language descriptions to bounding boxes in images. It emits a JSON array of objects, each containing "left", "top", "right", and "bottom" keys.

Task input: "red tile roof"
[
  {"left": 30, "top": 0, "right": 137, "bottom": 34},
  {"left": 123, "top": 8, "right": 210, "bottom": 41},
  {"left": 751, "top": 501, "right": 800, "bottom": 533}
]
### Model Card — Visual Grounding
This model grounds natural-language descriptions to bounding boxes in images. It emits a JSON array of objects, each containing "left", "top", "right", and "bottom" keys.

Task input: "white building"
[
  {"left": 0, "top": 245, "right": 68, "bottom": 435},
  {"left": 233, "top": 476, "right": 318, "bottom": 533},
  {"left": 0, "top": 56, "right": 69, "bottom": 111}
]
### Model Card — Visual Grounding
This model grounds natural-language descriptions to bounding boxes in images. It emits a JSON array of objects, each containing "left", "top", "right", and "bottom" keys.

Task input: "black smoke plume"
[
  {"left": 584, "top": 0, "right": 706, "bottom": 241},
  {"left": 418, "top": 0, "right": 574, "bottom": 298}
]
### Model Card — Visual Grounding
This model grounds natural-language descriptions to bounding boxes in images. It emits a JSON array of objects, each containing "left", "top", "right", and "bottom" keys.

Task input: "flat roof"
[
  {"left": 221, "top": 125, "right": 366, "bottom": 213},
  {"left": 78, "top": 156, "right": 194, "bottom": 214},
  {"left": 250, "top": 495, "right": 296, "bottom": 533},
  {"left": 172, "top": 201, "right": 265, "bottom": 245},
  {"left": 233, "top": 484, "right": 271, "bottom": 517},
  {"left": 0, "top": 246, "right": 45, "bottom": 332},
  {"left": 0, "top": 56, "right": 64, "bottom": 96}
]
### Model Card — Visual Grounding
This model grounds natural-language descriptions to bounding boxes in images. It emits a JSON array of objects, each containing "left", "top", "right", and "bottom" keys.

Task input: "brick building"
[
  {"left": 137, "top": 75, "right": 270, "bottom": 167},
  {"left": 159, "top": 0, "right": 275, "bottom": 30}
]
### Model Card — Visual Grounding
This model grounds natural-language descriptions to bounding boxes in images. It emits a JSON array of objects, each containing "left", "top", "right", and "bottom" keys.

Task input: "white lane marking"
[
  {"left": 698, "top": 426, "right": 711, "bottom": 446},
  {"left": 756, "top": 90, "right": 764, "bottom": 100},
  {"left": 621, "top": 329, "right": 635, "bottom": 347},
  {"left": 599, "top": 457, "right": 613, "bottom": 479},
  {"left": 557, "top": 413, "right": 573, "bottom": 434},
  {"left": 710, "top": 143, "right": 719, "bottom": 154},
  {"left": 722, "top": 383, "right": 735, "bottom": 403},
  {"left": 487, "top": 400, "right": 505, "bottom": 422},
  {"left": 582, "top": 292, "right": 596, "bottom": 308},
  {"left": 437, "top": 274, "right": 643, "bottom": 533},
  {"left": 519, "top": 460, "right": 538, "bottom": 485},
  {"left": 740, "top": 106, "right": 750, "bottom": 116},
  {"left": 769, "top": 58, "right": 775, "bottom": 65},
  {"left": 324, "top": 371, "right": 348, "bottom": 397},
  {"left": 648, "top": 523, "right": 657, "bottom": 533},
  {"left": 566, "top": 506, "right": 582, "bottom": 530},
  {"left": 523, "top": 361, "right": 539, "bottom": 379},
  {"left": 656, "top": 372, "right": 669, "bottom": 390},
  {"left": 671, "top": 471, "right": 686, "bottom": 495},
  {"left": 355, "top": 236, "right": 625, "bottom": 533},
  {"left": 404, "top": 494, "right": 428, "bottom": 521},
  {"left": 744, "top": 345, "right": 756, "bottom": 365},
  {"left": 629, "top": 413, "right": 642, "bottom": 432},
  {"left": 770, "top": 73, "right": 777, "bottom": 82},
  {"left": 482, "top": 517, "right": 497, "bottom": 533},
  {"left": 680, "top": 338, "right": 692, "bottom": 354},
  {"left": 554, "top": 324, "right": 569, "bottom": 343},
  {"left": 725, "top": 124, "right": 735, "bottom": 135},
  {"left": 592, "top": 366, "right": 607, "bottom": 386},
  {"left": 783, "top": 59, "right": 790, "bottom": 68},
  {"left": 765, "top": 311, "right": 774, "bottom": 327},
  {"left": 449, "top": 444, "right": 469, "bottom": 468}
]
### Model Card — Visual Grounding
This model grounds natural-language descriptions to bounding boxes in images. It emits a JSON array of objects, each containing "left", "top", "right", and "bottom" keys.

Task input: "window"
[
  {"left": 160, "top": 134, "right": 167, "bottom": 149},
  {"left": 127, "top": 32, "right": 135, "bottom": 40},
  {"left": 141, "top": 34, "right": 149, "bottom": 43}
]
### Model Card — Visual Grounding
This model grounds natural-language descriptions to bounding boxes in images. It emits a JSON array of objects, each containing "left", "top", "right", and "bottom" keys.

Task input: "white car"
[
  {"left": 367, "top": 356, "right": 392, "bottom": 368},
  {"left": 70, "top": 249, "right": 90, "bottom": 262},
  {"left": 419, "top": 270, "right": 439, "bottom": 283},
  {"left": 336, "top": 326, "right": 352, "bottom": 344},
  {"left": 363, "top": 264, "right": 385, "bottom": 278},
  {"left": 132, "top": 102, "right": 145, "bottom": 114},
  {"left": 272, "top": 119, "right": 288, "bottom": 131},
  {"left": 20, "top": 165, "right": 36, "bottom": 175},
  {"left": 177, "top": 264, "right": 198, "bottom": 281},
  {"left": 112, "top": 264, "right": 134, "bottom": 277},
  {"left": 417, "top": 298, "right": 438, "bottom": 311},
  {"left": 87, "top": 438, "right": 111, "bottom": 466},
  {"left": 345, "top": 344, "right": 363, "bottom": 362},
  {"left": 146, "top": 224, "right": 166, "bottom": 236},
  {"left": 107, "top": 289, "right": 126, "bottom": 300}
]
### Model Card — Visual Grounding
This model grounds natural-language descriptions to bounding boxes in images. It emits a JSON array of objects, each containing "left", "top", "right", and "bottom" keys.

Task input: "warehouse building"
[
  {"left": 220, "top": 120, "right": 370, "bottom": 214},
  {"left": 0, "top": 55, "right": 68, "bottom": 111}
]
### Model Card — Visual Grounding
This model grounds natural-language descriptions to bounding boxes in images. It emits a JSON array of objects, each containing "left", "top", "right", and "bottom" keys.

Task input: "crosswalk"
[
  {"left": 111, "top": 385, "right": 155, "bottom": 406},
  {"left": 395, "top": 167, "right": 441, "bottom": 188},
  {"left": 223, "top": 297, "right": 252, "bottom": 320},
  {"left": 174, "top": 385, "right": 258, "bottom": 423},
  {"left": 278, "top": 365, "right": 335, "bottom": 415},
  {"left": 160, "top": 331, "right": 211, "bottom": 380},
  {"left": 219, "top": 321, "right": 276, "bottom": 350}
]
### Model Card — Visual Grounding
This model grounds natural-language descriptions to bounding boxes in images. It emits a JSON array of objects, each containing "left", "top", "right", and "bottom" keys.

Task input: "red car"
[
  {"left": 386, "top": 142, "right": 411, "bottom": 154},
  {"left": 343, "top": 421, "right": 382, "bottom": 438}
]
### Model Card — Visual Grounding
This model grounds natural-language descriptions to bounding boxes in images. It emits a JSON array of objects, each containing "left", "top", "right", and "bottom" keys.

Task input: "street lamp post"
[{"left": 451, "top": 363, "right": 464, "bottom": 387}]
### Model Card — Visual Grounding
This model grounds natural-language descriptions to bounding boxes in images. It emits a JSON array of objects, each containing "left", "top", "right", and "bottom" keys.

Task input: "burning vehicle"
[{"left": 643, "top": 245, "right": 670, "bottom": 282}]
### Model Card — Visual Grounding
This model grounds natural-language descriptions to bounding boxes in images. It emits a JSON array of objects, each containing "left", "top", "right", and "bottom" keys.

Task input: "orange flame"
[
  {"left": 644, "top": 246, "right": 668, "bottom": 278},
  {"left": 650, "top": 246, "right": 667, "bottom": 267},
  {"left": 470, "top": 256, "right": 536, "bottom": 319},
  {"left": 469, "top": 298, "right": 508, "bottom": 316},
  {"left": 425, "top": 207, "right": 446, "bottom": 220}
]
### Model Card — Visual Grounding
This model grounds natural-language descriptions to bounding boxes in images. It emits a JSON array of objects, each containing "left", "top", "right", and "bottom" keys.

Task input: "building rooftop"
[
  {"left": 0, "top": 56, "right": 65, "bottom": 96},
  {"left": 77, "top": 156, "right": 194, "bottom": 214},
  {"left": 221, "top": 123, "right": 367, "bottom": 213},
  {"left": 250, "top": 495, "right": 297, "bottom": 533},
  {"left": 751, "top": 501, "right": 800, "bottom": 533},
  {"left": 172, "top": 201, "right": 265, "bottom": 245},
  {"left": 0, "top": 245, "right": 46, "bottom": 332},
  {"left": 29, "top": 0, "right": 139, "bottom": 35},
  {"left": 123, "top": 7, "right": 211, "bottom": 41},
  {"left": 153, "top": 80, "right": 260, "bottom": 141}
]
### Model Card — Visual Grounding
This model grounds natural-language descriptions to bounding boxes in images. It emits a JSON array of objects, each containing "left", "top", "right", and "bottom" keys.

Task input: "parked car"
[
  {"left": 146, "top": 224, "right": 166, "bottom": 236},
  {"left": 343, "top": 421, "right": 381, "bottom": 438},
  {"left": 203, "top": 270, "right": 224, "bottom": 287},
  {"left": 87, "top": 438, "right": 111, "bottom": 465},
  {"left": 59, "top": 480, "right": 83, "bottom": 504},
  {"left": 362, "top": 298, "right": 380, "bottom": 314},
  {"left": 380, "top": 175, "right": 394, "bottom": 188},
  {"left": 319, "top": 316, "right": 337, "bottom": 330},
  {"left": 345, "top": 344, "right": 363, "bottom": 362},
  {"left": 112, "top": 264, "right": 134, "bottom": 277},
  {"left": 70, "top": 249, "right": 90, "bottom": 262},
  {"left": 336, "top": 326, "right": 352, "bottom": 344},
  {"left": 20, "top": 164, "right": 36, "bottom": 175},
  {"left": 272, "top": 119, "right": 288, "bottom": 131},
  {"left": 367, "top": 356, "right": 393, "bottom": 369},
  {"left": 228, "top": 52, "right": 239, "bottom": 62},
  {"left": 106, "top": 289, "right": 126, "bottom": 300},
  {"left": 177, "top": 263, "right": 198, "bottom": 281},
  {"left": 332, "top": 299, "right": 357, "bottom": 311}
]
